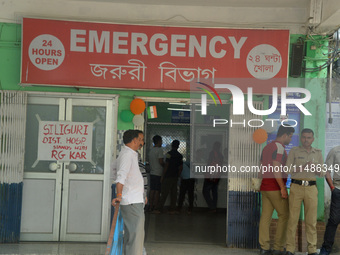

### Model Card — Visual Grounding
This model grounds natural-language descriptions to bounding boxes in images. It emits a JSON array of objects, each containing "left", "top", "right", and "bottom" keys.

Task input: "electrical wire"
[{"left": 302, "top": 27, "right": 340, "bottom": 73}]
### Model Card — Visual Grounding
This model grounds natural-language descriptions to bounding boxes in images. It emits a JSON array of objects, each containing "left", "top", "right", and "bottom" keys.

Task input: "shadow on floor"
[{"left": 145, "top": 207, "right": 226, "bottom": 244}]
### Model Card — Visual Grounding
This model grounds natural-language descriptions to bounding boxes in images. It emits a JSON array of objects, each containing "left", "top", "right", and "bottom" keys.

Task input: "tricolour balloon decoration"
[
  {"left": 130, "top": 98, "right": 146, "bottom": 115},
  {"left": 120, "top": 110, "right": 134, "bottom": 122},
  {"left": 263, "top": 120, "right": 278, "bottom": 134},
  {"left": 252, "top": 128, "right": 268, "bottom": 144},
  {"left": 133, "top": 114, "right": 144, "bottom": 126}
]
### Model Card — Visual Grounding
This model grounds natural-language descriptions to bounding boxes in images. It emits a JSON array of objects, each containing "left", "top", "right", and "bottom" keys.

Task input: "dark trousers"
[
  {"left": 202, "top": 179, "right": 219, "bottom": 210},
  {"left": 158, "top": 177, "right": 178, "bottom": 211},
  {"left": 178, "top": 178, "right": 195, "bottom": 210},
  {"left": 322, "top": 188, "right": 340, "bottom": 252}
]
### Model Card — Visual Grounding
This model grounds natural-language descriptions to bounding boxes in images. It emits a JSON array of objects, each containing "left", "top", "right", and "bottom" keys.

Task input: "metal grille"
[
  {"left": 145, "top": 123, "right": 190, "bottom": 162},
  {"left": 0, "top": 90, "right": 27, "bottom": 243},
  {"left": 0, "top": 91, "right": 27, "bottom": 184},
  {"left": 227, "top": 101, "right": 262, "bottom": 249}
]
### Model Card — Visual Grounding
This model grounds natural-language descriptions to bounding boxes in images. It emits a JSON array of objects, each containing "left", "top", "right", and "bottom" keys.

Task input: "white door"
[{"left": 20, "top": 93, "right": 117, "bottom": 242}]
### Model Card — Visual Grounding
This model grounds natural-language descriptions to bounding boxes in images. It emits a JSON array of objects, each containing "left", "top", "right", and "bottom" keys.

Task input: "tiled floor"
[
  {"left": 0, "top": 242, "right": 106, "bottom": 255},
  {"left": 3, "top": 242, "right": 336, "bottom": 255},
  {"left": 1, "top": 209, "right": 339, "bottom": 254},
  {"left": 0, "top": 242, "right": 259, "bottom": 255},
  {"left": 145, "top": 208, "right": 226, "bottom": 244},
  {"left": 145, "top": 242, "right": 258, "bottom": 255}
]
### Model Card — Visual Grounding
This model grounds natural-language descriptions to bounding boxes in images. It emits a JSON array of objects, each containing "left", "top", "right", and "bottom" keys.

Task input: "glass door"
[
  {"left": 59, "top": 98, "right": 114, "bottom": 241},
  {"left": 20, "top": 96, "right": 65, "bottom": 241},
  {"left": 20, "top": 94, "right": 117, "bottom": 242}
]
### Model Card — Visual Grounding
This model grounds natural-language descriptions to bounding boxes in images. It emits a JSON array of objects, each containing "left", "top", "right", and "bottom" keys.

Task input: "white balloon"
[
  {"left": 263, "top": 120, "right": 278, "bottom": 134},
  {"left": 133, "top": 114, "right": 144, "bottom": 126}
]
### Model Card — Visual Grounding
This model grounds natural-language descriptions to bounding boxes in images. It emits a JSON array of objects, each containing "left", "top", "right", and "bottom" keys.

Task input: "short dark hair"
[
  {"left": 136, "top": 130, "right": 143, "bottom": 136},
  {"left": 123, "top": 129, "right": 143, "bottom": 144},
  {"left": 172, "top": 140, "right": 180, "bottom": 149},
  {"left": 301, "top": 128, "right": 314, "bottom": 136},
  {"left": 277, "top": 125, "right": 295, "bottom": 137},
  {"left": 153, "top": 135, "right": 162, "bottom": 145}
]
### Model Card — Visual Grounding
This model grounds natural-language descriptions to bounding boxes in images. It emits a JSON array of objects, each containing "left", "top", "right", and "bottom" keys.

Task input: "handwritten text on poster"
[{"left": 38, "top": 121, "right": 93, "bottom": 161}]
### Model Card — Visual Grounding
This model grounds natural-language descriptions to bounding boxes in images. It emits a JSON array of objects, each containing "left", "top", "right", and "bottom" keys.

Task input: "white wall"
[
  {"left": 0, "top": 0, "right": 316, "bottom": 34},
  {"left": 319, "top": 0, "right": 340, "bottom": 33}
]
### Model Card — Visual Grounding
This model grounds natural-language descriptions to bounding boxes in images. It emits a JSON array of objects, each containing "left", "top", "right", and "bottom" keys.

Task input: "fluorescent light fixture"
[
  {"left": 168, "top": 102, "right": 187, "bottom": 105},
  {"left": 167, "top": 108, "right": 191, "bottom": 111}
]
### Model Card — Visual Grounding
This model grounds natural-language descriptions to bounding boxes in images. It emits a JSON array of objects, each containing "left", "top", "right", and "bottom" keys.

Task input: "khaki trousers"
[
  {"left": 286, "top": 183, "right": 318, "bottom": 254},
  {"left": 259, "top": 190, "right": 289, "bottom": 251}
]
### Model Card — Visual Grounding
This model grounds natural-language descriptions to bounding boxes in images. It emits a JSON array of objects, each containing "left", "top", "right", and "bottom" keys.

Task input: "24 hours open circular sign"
[{"left": 28, "top": 34, "right": 65, "bottom": 71}]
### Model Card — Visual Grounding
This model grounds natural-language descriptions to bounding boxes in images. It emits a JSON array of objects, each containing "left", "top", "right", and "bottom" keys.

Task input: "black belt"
[{"left": 291, "top": 179, "right": 316, "bottom": 186}]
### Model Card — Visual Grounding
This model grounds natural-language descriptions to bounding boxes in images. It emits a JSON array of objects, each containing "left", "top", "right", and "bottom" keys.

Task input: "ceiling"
[
  {"left": 74, "top": 0, "right": 310, "bottom": 8},
  {"left": 0, "top": 0, "right": 340, "bottom": 34}
]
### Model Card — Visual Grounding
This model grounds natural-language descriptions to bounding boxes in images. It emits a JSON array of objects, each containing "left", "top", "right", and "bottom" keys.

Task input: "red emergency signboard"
[{"left": 21, "top": 17, "right": 289, "bottom": 93}]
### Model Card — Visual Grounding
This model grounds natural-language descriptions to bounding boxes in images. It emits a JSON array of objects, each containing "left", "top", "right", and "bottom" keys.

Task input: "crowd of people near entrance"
[
  {"left": 148, "top": 136, "right": 188, "bottom": 214},
  {"left": 111, "top": 130, "right": 224, "bottom": 254},
  {"left": 111, "top": 128, "right": 340, "bottom": 255},
  {"left": 148, "top": 135, "right": 224, "bottom": 214},
  {"left": 259, "top": 126, "right": 340, "bottom": 255}
]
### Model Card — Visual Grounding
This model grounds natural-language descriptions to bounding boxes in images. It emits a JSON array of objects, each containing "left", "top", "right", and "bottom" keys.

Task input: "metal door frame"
[
  {"left": 21, "top": 96, "right": 65, "bottom": 241},
  {"left": 21, "top": 92, "right": 118, "bottom": 242}
]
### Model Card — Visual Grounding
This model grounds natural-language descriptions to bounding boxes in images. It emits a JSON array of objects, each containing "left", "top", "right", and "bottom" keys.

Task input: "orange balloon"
[
  {"left": 253, "top": 128, "right": 268, "bottom": 144},
  {"left": 130, "top": 99, "right": 146, "bottom": 115}
]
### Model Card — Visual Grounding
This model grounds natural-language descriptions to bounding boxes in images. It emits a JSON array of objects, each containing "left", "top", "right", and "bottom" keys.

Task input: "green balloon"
[{"left": 120, "top": 110, "right": 134, "bottom": 122}]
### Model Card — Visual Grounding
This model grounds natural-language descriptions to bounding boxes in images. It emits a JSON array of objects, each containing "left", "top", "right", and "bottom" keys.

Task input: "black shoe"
[
  {"left": 319, "top": 247, "right": 331, "bottom": 255},
  {"left": 285, "top": 252, "right": 294, "bottom": 255},
  {"left": 272, "top": 250, "right": 285, "bottom": 255},
  {"left": 260, "top": 249, "right": 271, "bottom": 255},
  {"left": 308, "top": 253, "right": 318, "bottom": 255}
]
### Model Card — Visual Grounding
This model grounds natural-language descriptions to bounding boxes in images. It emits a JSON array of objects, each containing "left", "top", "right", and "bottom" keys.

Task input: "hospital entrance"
[{"left": 142, "top": 101, "right": 229, "bottom": 245}]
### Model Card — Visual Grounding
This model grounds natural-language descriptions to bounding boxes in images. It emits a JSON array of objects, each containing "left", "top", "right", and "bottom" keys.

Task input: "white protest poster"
[{"left": 37, "top": 121, "right": 93, "bottom": 162}]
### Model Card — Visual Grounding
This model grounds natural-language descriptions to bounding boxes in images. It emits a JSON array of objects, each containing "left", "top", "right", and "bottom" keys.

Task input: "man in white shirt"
[
  {"left": 112, "top": 129, "right": 146, "bottom": 255},
  {"left": 148, "top": 135, "right": 164, "bottom": 211}
]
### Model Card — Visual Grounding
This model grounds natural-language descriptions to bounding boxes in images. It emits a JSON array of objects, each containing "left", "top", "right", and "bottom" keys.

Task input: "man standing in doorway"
[
  {"left": 112, "top": 130, "right": 146, "bottom": 255},
  {"left": 319, "top": 145, "right": 339, "bottom": 255},
  {"left": 155, "top": 140, "right": 183, "bottom": 214},
  {"left": 203, "top": 141, "right": 223, "bottom": 213},
  {"left": 259, "top": 125, "right": 294, "bottom": 255},
  {"left": 285, "top": 128, "right": 326, "bottom": 255},
  {"left": 148, "top": 135, "right": 164, "bottom": 212}
]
